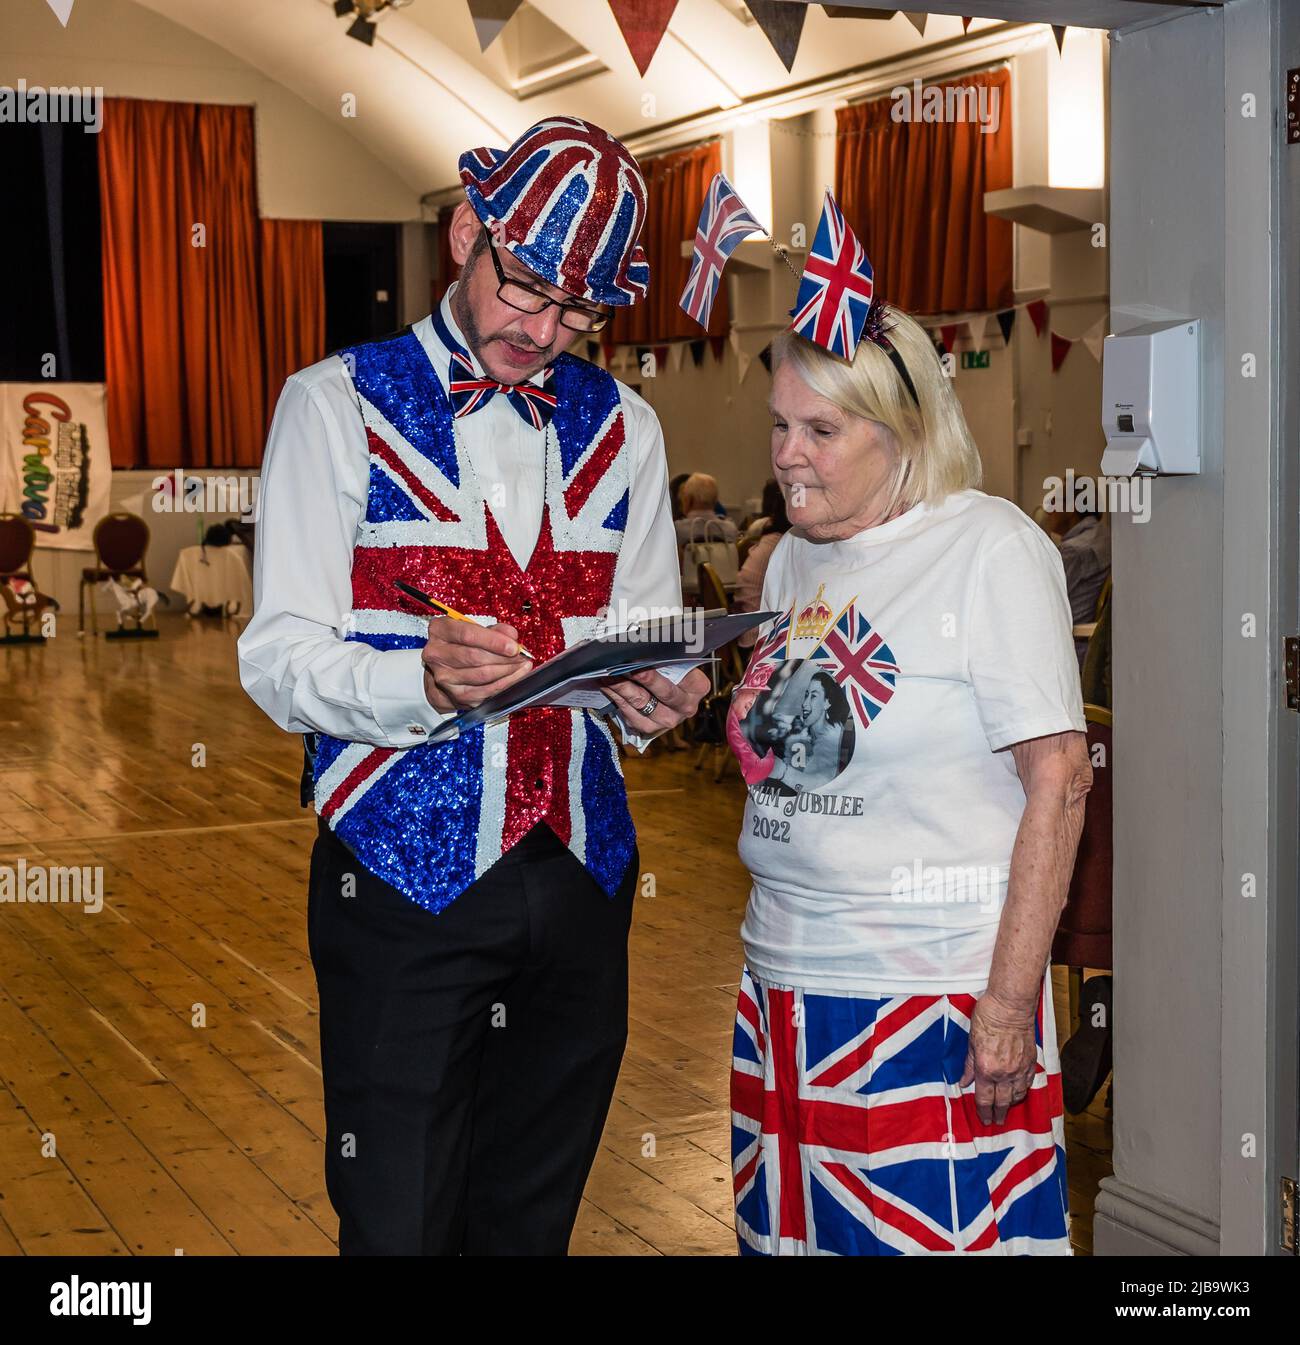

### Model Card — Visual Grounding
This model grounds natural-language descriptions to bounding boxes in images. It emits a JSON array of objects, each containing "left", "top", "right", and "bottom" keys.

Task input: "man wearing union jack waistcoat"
[{"left": 238, "top": 116, "right": 708, "bottom": 1255}]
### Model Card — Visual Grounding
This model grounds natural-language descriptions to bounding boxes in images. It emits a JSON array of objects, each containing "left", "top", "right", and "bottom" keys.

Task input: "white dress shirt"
[{"left": 237, "top": 285, "right": 683, "bottom": 749}]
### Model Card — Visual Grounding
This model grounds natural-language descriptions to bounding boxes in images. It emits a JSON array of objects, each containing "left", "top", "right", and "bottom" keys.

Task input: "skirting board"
[{"left": 1093, "top": 1177, "right": 1221, "bottom": 1256}]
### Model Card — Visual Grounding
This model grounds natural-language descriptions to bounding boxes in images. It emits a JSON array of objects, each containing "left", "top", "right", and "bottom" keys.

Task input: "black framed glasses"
[{"left": 481, "top": 224, "right": 609, "bottom": 333}]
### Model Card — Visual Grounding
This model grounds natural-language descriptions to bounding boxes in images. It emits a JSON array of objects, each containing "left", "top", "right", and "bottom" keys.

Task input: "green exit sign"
[{"left": 961, "top": 350, "right": 991, "bottom": 370}]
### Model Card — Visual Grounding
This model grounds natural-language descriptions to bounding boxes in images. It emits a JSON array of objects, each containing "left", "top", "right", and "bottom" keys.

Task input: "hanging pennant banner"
[
  {"left": 902, "top": 11, "right": 928, "bottom": 38},
  {"left": 1026, "top": 299, "right": 1049, "bottom": 336},
  {"left": 821, "top": 6, "right": 897, "bottom": 17},
  {"left": 1053, "top": 25, "right": 1068, "bottom": 54},
  {"left": 1081, "top": 316, "right": 1108, "bottom": 363},
  {"left": 961, "top": 16, "right": 973, "bottom": 33},
  {"left": 669, "top": 342, "right": 686, "bottom": 372},
  {"left": 1050, "top": 331, "right": 1073, "bottom": 372},
  {"left": 608, "top": 0, "right": 680, "bottom": 77},
  {"left": 746, "top": 0, "right": 808, "bottom": 73},
  {"left": 939, "top": 323, "right": 960, "bottom": 352},
  {"left": 689, "top": 338, "right": 707, "bottom": 367},
  {"left": 709, "top": 333, "right": 727, "bottom": 362},
  {"left": 758, "top": 343, "right": 773, "bottom": 373},
  {"left": 996, "top": 307, "right": 1017, "bottom": 345},
  {"left": 467, "top": 0, "right": 524, "bottom": 52},
  {"left": 968, "top": 314, "right": 992, "bottom": 354}
]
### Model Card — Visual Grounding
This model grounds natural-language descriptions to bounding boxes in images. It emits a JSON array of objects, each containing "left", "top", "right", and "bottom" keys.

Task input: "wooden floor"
[{"left": 0, "top": 616, "right": 1111, "bottom": 1255}]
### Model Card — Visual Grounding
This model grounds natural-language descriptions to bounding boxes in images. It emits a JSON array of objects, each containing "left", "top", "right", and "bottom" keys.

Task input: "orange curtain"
[
  {"left": 260, "top": 218, "right": 324, "bottom": 426},
  {"left": 99, "top": 99, "right": 323, "bottom": 469},
  {"left": 835, "top": 68, "right": 1013, "bottom": 316},
  {"left": 606, "top": 139, "right": 729, "bottom": 347}
]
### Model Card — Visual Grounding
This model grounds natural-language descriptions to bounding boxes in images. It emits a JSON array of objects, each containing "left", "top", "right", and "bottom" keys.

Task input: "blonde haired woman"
[{"left": 727, "top": 304, "right": 1090, "bottom": 1256}]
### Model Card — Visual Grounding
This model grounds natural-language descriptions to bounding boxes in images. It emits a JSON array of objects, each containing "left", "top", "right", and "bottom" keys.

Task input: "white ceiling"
[{"left": 126, "top": 0, "right": 1212, "bottom": 197}]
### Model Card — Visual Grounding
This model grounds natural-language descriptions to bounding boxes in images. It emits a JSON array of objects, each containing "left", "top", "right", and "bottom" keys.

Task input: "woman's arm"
[{"left": 961, "top": 729, "right": 1092, "bottom": 1123}]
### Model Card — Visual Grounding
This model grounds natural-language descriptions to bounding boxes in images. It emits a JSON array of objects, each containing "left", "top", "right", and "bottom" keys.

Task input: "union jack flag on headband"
[
  {"left": 807, "top": 600, "right": 899, "bottom": 729},
  {"left": 789, "top": 190, "right": 876, "bottom": 360},
  {"left": 730, "top": 966, "right": 1072, "bottom": 1255},
  {"left": 679, "top": 172, "right": 763, "bottom": 327}
]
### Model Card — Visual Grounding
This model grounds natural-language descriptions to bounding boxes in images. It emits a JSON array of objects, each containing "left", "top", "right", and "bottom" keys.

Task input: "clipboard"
[{"left": 427, "top": 608, "right": 779, "bottom": 743}]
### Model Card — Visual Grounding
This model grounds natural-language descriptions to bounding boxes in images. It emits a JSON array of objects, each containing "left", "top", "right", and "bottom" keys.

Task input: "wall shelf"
[{"left": 984, "top": 186, "right": 1104, "bottom": 234}]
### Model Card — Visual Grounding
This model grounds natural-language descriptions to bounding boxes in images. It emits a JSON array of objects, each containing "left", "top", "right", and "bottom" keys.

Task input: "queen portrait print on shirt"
[{"left": 727, "top": 583, "right": 900, "bottom": 795}]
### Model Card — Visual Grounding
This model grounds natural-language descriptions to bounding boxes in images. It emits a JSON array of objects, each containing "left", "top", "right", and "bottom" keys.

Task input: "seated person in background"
[
  {"left": 669, "top": 472, "right": 690, "bottom": 523},
  {"left": 674, "top": 472, "right": 739, "bottom": 547},
  {"left": 1045, "top": 507, "right": 1111, "bottom": 665},
  {"left": 736, "top": 479, "right": 790, "bottom": 645}
]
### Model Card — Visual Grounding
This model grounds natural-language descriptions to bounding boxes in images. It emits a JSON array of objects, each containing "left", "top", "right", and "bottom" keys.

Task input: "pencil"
[{"left": 393, "top": 579, "right": 536, "bottom": 661}]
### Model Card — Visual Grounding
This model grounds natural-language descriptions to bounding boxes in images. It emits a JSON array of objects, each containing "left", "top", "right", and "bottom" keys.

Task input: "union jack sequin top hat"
[{"left": 458, "top": 115, "right": 650, "bottom": 308}]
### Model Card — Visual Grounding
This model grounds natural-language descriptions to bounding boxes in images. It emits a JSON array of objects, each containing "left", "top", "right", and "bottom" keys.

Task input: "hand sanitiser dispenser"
[{"left": 1100, "top": 319, "right": 1200, "bottom": 477}]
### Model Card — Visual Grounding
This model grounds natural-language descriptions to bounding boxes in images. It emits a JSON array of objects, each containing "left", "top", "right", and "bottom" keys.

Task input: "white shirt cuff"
[{"left": 370, "top": 648, "right": 457, "bottom": 747}]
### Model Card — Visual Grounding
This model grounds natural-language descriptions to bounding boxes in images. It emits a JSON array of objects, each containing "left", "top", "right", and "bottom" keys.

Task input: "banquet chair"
[
  {"left": 0, "top": 513, "right": 47, "bottom": 640},
  {"left": 693, "top": 561, "right": 747, "bottom": 781},
  {"left": 1052, "top": 704, "right": 1113, "bottom": 1034},
  {"left": 80, "top": 511, "right": 151, "bottom": 635}
]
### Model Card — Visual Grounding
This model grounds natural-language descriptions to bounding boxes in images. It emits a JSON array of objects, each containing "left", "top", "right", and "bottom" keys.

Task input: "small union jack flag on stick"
[
  {"left": 679, "top": 172, "right": 764, "bottom": 328},
  {"left": 789, "top": 189, "right": 876, "bottom": 360}
]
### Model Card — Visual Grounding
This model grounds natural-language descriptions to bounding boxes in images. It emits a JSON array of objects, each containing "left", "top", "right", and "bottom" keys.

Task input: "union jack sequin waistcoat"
[{"left": 311, "top": 327, "right": 636, "bottom": 912}]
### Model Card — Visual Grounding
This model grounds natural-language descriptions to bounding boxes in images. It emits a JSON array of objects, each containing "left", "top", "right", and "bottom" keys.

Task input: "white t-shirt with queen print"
[{"left": 728, "top": 488, "right": 1086, "bottom": 995}]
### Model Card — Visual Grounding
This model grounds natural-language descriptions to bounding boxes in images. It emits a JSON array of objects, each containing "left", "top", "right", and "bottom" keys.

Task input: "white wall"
[{"left": 2, "top": 0, "right": 419, "bottom": 221}]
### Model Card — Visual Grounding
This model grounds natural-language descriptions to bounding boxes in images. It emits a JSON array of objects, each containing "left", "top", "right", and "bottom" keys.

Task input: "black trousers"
[{"left": 307, "top": 818, "right": 637, "bottom": 1255}]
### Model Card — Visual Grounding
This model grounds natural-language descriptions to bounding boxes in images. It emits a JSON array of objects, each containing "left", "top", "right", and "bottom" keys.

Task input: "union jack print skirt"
[{"left": 729, "top": 965, "right": 1072, "bottom": 1256}]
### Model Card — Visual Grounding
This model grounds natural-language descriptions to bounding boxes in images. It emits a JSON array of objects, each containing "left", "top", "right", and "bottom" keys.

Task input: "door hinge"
[
  {"left": 1285, "top": 637, "right": 1300, "bottom": 711},
  {"left": 1283, "top": 1176, "right": 1297, "bottom": 1253}
]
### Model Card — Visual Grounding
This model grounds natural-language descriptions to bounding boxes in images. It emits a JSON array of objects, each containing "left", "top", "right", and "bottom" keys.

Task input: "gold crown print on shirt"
[{"left": 794, "top": 584, "right": 834, "bottom": 641}]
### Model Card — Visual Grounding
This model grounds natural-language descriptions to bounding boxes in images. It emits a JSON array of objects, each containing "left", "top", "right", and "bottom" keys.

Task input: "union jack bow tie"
[{"left": 447, "top": 348, "right": 558, "bottom": 430}]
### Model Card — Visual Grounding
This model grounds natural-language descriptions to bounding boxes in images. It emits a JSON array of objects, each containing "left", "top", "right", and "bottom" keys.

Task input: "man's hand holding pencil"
[{"left": 394, "top": 581, "right": 537, "bottom": 713}]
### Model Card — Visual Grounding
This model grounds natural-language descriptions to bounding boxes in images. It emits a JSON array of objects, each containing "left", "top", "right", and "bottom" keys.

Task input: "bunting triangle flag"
[
  {"left": 737, "top": 346, "right": 755, "bottom": 383},
  {"left": 902, "top": 11, "right": 928, "bottom": 38},
  {"left": 759, "top": 343, "right": 773, "bottom": 373},
  {"left": 608, "top": 0, "right": 679, "bottom": 77},
  {"left": 962, "top": 17, "right": 973, "bottom": 33},
  {"left": 821, "top": 5, "right": 897, "bottom": 16},
  {"left": 1051, "top": 331, "right": 1073, "bottom": 372},
  {"left": 467, "top": 0, "right": 523, "bottom": 52},
  {"left": 996, "top": 307, "right": 1017, "bottom": 345},
  {"left": 669, "top": 342, "right": 686, "bottom": 372},
  {"left": 653, "top": 344, "right": 669, "bottom": 372},
  {"left": 940, "top": 323, "right": 960, "bottom": 352},
  {"left": 1027, "top": 299, "right": 1049, "bottom": 337},
  {"left": 746, "top": 0, "right": 807, "bottom": 73},
  {"left": 709, "top": 333, "right": 727, "bottom": 362},
  {"left": 689, "top": 338, "right": 707, "bottom": 367},
  {"left": 969, "top": 314, "right": 992, "bottom": 354},
  {"left": 1053, "top": 25, "right": 1068, "bottom": 54},
  {"left": 45, "top": 0, "right": 74, "bottom": 24},
  {"left": 1081, "top": 317, "right": 1108, "bottom": 363}
]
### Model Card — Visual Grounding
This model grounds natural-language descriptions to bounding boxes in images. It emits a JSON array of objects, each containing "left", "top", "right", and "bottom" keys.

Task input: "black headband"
[{"left": 863, "top": 297, "right": 920, "bottom": 408}]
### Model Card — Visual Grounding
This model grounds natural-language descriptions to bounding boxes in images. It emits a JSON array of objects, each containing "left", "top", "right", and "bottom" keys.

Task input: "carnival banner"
[{"left": 1, "top": 382, "right": 112, "bottom": 550}]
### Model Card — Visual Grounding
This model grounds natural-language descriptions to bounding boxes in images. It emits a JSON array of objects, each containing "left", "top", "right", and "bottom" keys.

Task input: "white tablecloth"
[{"left": 170, "top": 542, "right": 254, "bottom": 617}]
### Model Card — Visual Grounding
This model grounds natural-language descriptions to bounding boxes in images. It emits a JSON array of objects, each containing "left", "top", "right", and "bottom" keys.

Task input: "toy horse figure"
[
  {"left": 1, "top": 578, "right": 59, "bottom": 644},
  {"left": 100, "top": 574, "right": 168, "bottom": 639}
]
